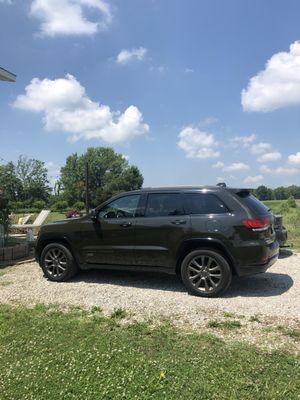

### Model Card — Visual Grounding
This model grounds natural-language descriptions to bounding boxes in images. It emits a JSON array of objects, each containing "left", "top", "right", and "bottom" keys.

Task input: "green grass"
[
  {"left": 44, "top": 212, "right": 66, "bottom": 224},
  {"left": 0, "top": 305, "right": 299, "bottom": 400},
  {"left": 223, "top": 311, "right": 236, "bottom": 318},
  {"left": 264, "top": 200, "right": 300, "bottom": 250},
  {"left": 249, "top": 315, "right": 261, "bottom": 323},
  {"left": 10, "top": 212, "right": 66, "bottom": 225},
  {"left": 110, "top": 307, "right": 128, "bottom": 319},
  {"left": 3, "top": 200, "right": 299, "bottom": 399},
  {"left": 277, "top": 326, "right": 300, "bottom": 341},
  {"left": 208, "top": 319, "right": 242, "bottom": 330}
]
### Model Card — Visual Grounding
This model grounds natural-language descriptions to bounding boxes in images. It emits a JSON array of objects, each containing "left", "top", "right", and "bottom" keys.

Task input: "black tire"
[
  {"left": 181, "top": 248, "right": 232, "bottom": 297},
  {"left": 40, "top": 243, "right": 79, "bottom": 282}
]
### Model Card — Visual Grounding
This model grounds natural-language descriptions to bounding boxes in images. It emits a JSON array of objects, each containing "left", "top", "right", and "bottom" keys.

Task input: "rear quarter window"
[
  {"left": 184, "top": 193, "right": 229, "bottom": 214},
  {"left": 236, "top": 191, "right": 269, "bottom": 215}
]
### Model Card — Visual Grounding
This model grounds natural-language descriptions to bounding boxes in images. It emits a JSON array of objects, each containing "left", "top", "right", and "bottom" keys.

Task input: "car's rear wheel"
[
  {"left": 181, "top": 249, "right": 232, "bottom": 297},
  {"left": 40, "top": 243, "right": 78, "bottom": 282}
]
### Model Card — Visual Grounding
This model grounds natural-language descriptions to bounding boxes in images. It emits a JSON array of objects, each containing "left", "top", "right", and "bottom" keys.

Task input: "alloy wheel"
[
  {"left": 187, "top": 255, "right": 222, "bottom": 293},
  {"left": 44, "top": 248, "right": 67, "bottom": 278}
]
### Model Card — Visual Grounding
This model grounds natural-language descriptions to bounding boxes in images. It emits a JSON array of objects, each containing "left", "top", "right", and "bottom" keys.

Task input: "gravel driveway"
[
  {"left": 0, "top": 250, "right": 299, "bottom": 320},
  {"left": 1, "top": 251, "right": 299, "bottom": 352}
]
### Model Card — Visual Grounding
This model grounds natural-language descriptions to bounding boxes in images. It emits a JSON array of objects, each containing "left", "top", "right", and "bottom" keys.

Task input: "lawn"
[
  {"left": 0, "top": 305, "right": 299, "bottom": 400},
  {"left": 10, "top": 212, "right": 66, "bottom": 225},
  {"left": 264, "top": 199, "right": 300, "bottom": 250}
]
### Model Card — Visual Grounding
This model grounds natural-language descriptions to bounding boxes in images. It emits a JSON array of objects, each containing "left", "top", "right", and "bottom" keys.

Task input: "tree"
[
  {"left": 16, "top": 155, "right": 50, "bottom": 201},
  {"left": 59, "top": 147, "right": 144, "bottom": 207},
  {"left": 274, "top": 186, "right": 288, "bottom": 200},
  {"left": 286, "top": 185, "right": 300, "bottom": 199},
  {"left": 255, "top": 185, "right": 274, "bottom": 201},
  {"left": 0, "top": 188, "right": 10, "bottom": 241},
  {"left": 0, "top": 162, "right": 22, "bottom": 201}
]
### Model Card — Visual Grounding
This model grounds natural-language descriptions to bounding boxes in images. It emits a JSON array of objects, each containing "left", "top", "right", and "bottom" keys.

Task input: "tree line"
[
  {"left": 0, "top": 147, "right": 143, "bottom": 212},
  {"left": 253, "top": 185, "right": 300, "bottom": 201},
  {"left": 1, "top": 147, "right": 300, "bottom": 213}
]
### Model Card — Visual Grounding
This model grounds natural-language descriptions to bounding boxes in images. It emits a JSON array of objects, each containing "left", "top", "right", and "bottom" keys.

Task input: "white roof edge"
[{"left": 0, "top": 67, "right": 16, "bottom": 82}]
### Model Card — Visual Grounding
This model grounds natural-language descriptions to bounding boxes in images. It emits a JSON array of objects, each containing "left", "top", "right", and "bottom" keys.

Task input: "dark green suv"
[{"left": 35, "top": 186, "right": 279, "bottom": 297}]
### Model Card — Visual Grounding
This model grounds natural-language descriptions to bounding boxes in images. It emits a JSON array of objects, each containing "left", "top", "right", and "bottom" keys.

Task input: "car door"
[
  {"left": 134, "top": 192, "right": 191, "bottom": 269},
  {"left": 78, "top": 194, "right": 141, "bottom": 266}
]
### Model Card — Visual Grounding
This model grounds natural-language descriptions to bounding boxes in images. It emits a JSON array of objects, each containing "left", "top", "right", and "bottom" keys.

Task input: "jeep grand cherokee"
[{"left": 35, "top": 186, "right": 279, "bottom": 297}]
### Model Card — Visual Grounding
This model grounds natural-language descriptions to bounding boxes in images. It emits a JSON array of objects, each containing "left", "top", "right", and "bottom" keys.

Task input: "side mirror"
[{"left": 90, "top": 209, "right": 98, "bottom": 222}]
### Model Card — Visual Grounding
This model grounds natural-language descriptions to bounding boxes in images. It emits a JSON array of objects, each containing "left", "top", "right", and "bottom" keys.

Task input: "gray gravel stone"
[{"left": 0, "top": 251, "right": 299, "bottom": 322}]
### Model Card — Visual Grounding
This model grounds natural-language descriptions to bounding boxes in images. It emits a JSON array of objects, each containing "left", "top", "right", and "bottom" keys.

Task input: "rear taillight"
[{"left": 242, "top": 217, "right": 270, "bottom": 231}]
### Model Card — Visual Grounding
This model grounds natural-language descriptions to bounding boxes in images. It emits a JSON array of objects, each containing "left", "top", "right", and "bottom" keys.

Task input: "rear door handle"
[
  {"left": 120, "top": 222, "right": 132, "bottom": 227},
  {"left": 171, "top": 219, "right": 187, "bottom": 225}
]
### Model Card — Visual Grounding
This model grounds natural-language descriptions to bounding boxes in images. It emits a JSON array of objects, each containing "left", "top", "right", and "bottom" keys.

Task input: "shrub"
[
  {"left": 9, "top": 201, "right": 25, "bottom": 211},
  {"left": 11, "top": 208, "right": 40, "bottom": 214},
  {"left": 51, "top": 200, "right": 68, "bottom": 212},
  {"left": 33, "top": 200, "right": 46, "bottom": 210},
  {"left": 279, "top": 202, "right": 290, "bottom": 214},
  {"left": 73, "top": 201, "right": 85, "bottom": 211},
  {"left": 287, "top": 196, "right": 297, "bottom": 208}
]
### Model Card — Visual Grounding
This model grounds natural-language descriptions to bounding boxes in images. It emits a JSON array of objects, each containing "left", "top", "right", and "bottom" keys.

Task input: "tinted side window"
[
  {"left": 145, "top": 193, "right": 183, "bottom": 217},
  {"left": 98, "top": 195, "right": 140, "bottom": 219},
  {"left": 185, "top": 193, "right": 228, "bottom": 214},
  {"left": 236, "top": 191, "right": 269, "bottom": 215}
]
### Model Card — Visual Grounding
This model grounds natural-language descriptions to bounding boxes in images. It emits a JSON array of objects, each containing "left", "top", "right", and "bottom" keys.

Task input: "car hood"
[{"left": 39, "top": 216, "right": 87, "bottom": 233}]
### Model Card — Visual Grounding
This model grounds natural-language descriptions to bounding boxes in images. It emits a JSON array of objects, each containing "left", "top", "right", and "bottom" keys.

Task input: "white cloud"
[
  {"left": 230, "top": 134, "right": 256, "bottom": 148},
  {"left": 257, "top": 151, "right": 282, "bottom": 163},
  {"left": 13, "top": 74, "right": 149, "bottom": 144},
  {"left": 223, "top": 162, "right": 249, "bottom": 172},
  {"left": 288, "top": 152, "right": 300, "bottom": 165},
  {"left": 260, "top": 165, "right": 298, "bottom": 175},
  {"left": 184, "top": 68, "right": 194, "bottom": 73},
  {"left": 177, "top": 127, "right": 220, "bottom": 159},
  {"left": 242, "top": 41, "right": 300, "bottom": 112},
  {"left": 243, "top": 175, "right": 264, "bottom": 184},
  {"left": 250, "top": 142, "right": 272, "bottom": 155},
  {"left": 116, "top": 47, "right": 147, "bottom": 65},
  {"left": 30, "top": 0, "right": 112, "bottom": 37},
  {"left": 212, "top": 161, "right": 224, "bottom": 168},
  {"left": 199, "top": 116, "right": 218, "bottom": 127}
]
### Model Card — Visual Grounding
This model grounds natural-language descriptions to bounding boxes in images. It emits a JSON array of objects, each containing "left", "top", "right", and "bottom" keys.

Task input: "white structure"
[{"left": 0, "top": 67, "right": 16, "bottom": 82}]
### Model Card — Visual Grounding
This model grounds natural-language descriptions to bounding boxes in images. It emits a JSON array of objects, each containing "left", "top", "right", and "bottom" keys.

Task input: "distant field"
[{"left": 264, "top": 200, "right": 300, "bottom": 250}]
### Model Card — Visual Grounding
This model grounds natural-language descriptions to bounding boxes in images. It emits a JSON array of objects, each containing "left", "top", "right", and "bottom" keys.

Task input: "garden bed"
[{"left": 0, "top": 243, "right": 29, "bottom": 262}]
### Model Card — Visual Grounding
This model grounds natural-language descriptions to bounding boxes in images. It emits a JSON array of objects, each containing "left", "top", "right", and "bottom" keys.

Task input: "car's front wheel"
[
  {"left": 40, "top": 243, "right": 78, "bottom": 282},
  {"left": 181, "top": 249, "right": 232, "bottom": 297}
]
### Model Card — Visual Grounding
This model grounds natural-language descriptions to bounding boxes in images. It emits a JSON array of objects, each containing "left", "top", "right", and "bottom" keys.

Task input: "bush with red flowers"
[{"left": 65, "top": 209, "right": 81, "bottom": 219}]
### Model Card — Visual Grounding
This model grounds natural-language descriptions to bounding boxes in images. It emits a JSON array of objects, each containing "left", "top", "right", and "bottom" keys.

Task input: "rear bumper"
[{"left": 236, "top": 241, "right": 279, "bottom": 277}]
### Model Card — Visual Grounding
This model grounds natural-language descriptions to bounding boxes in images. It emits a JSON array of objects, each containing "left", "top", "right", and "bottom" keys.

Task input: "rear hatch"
[{"left": 232, "top": 189, "right": 276, "bottom": 244}]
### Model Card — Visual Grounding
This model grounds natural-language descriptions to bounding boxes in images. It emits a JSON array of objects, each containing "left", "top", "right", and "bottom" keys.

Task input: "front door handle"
[
  {"left": 120, "top": 222, "right": 132, "bottom": 227},
  {"left": 171, "top": 219, "right": 187, "bottom": 225}
]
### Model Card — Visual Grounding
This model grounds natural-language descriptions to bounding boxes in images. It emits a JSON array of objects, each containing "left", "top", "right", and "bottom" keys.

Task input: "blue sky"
[{"left": 1, "top": 0, "right": 300, "bottom": 188}]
